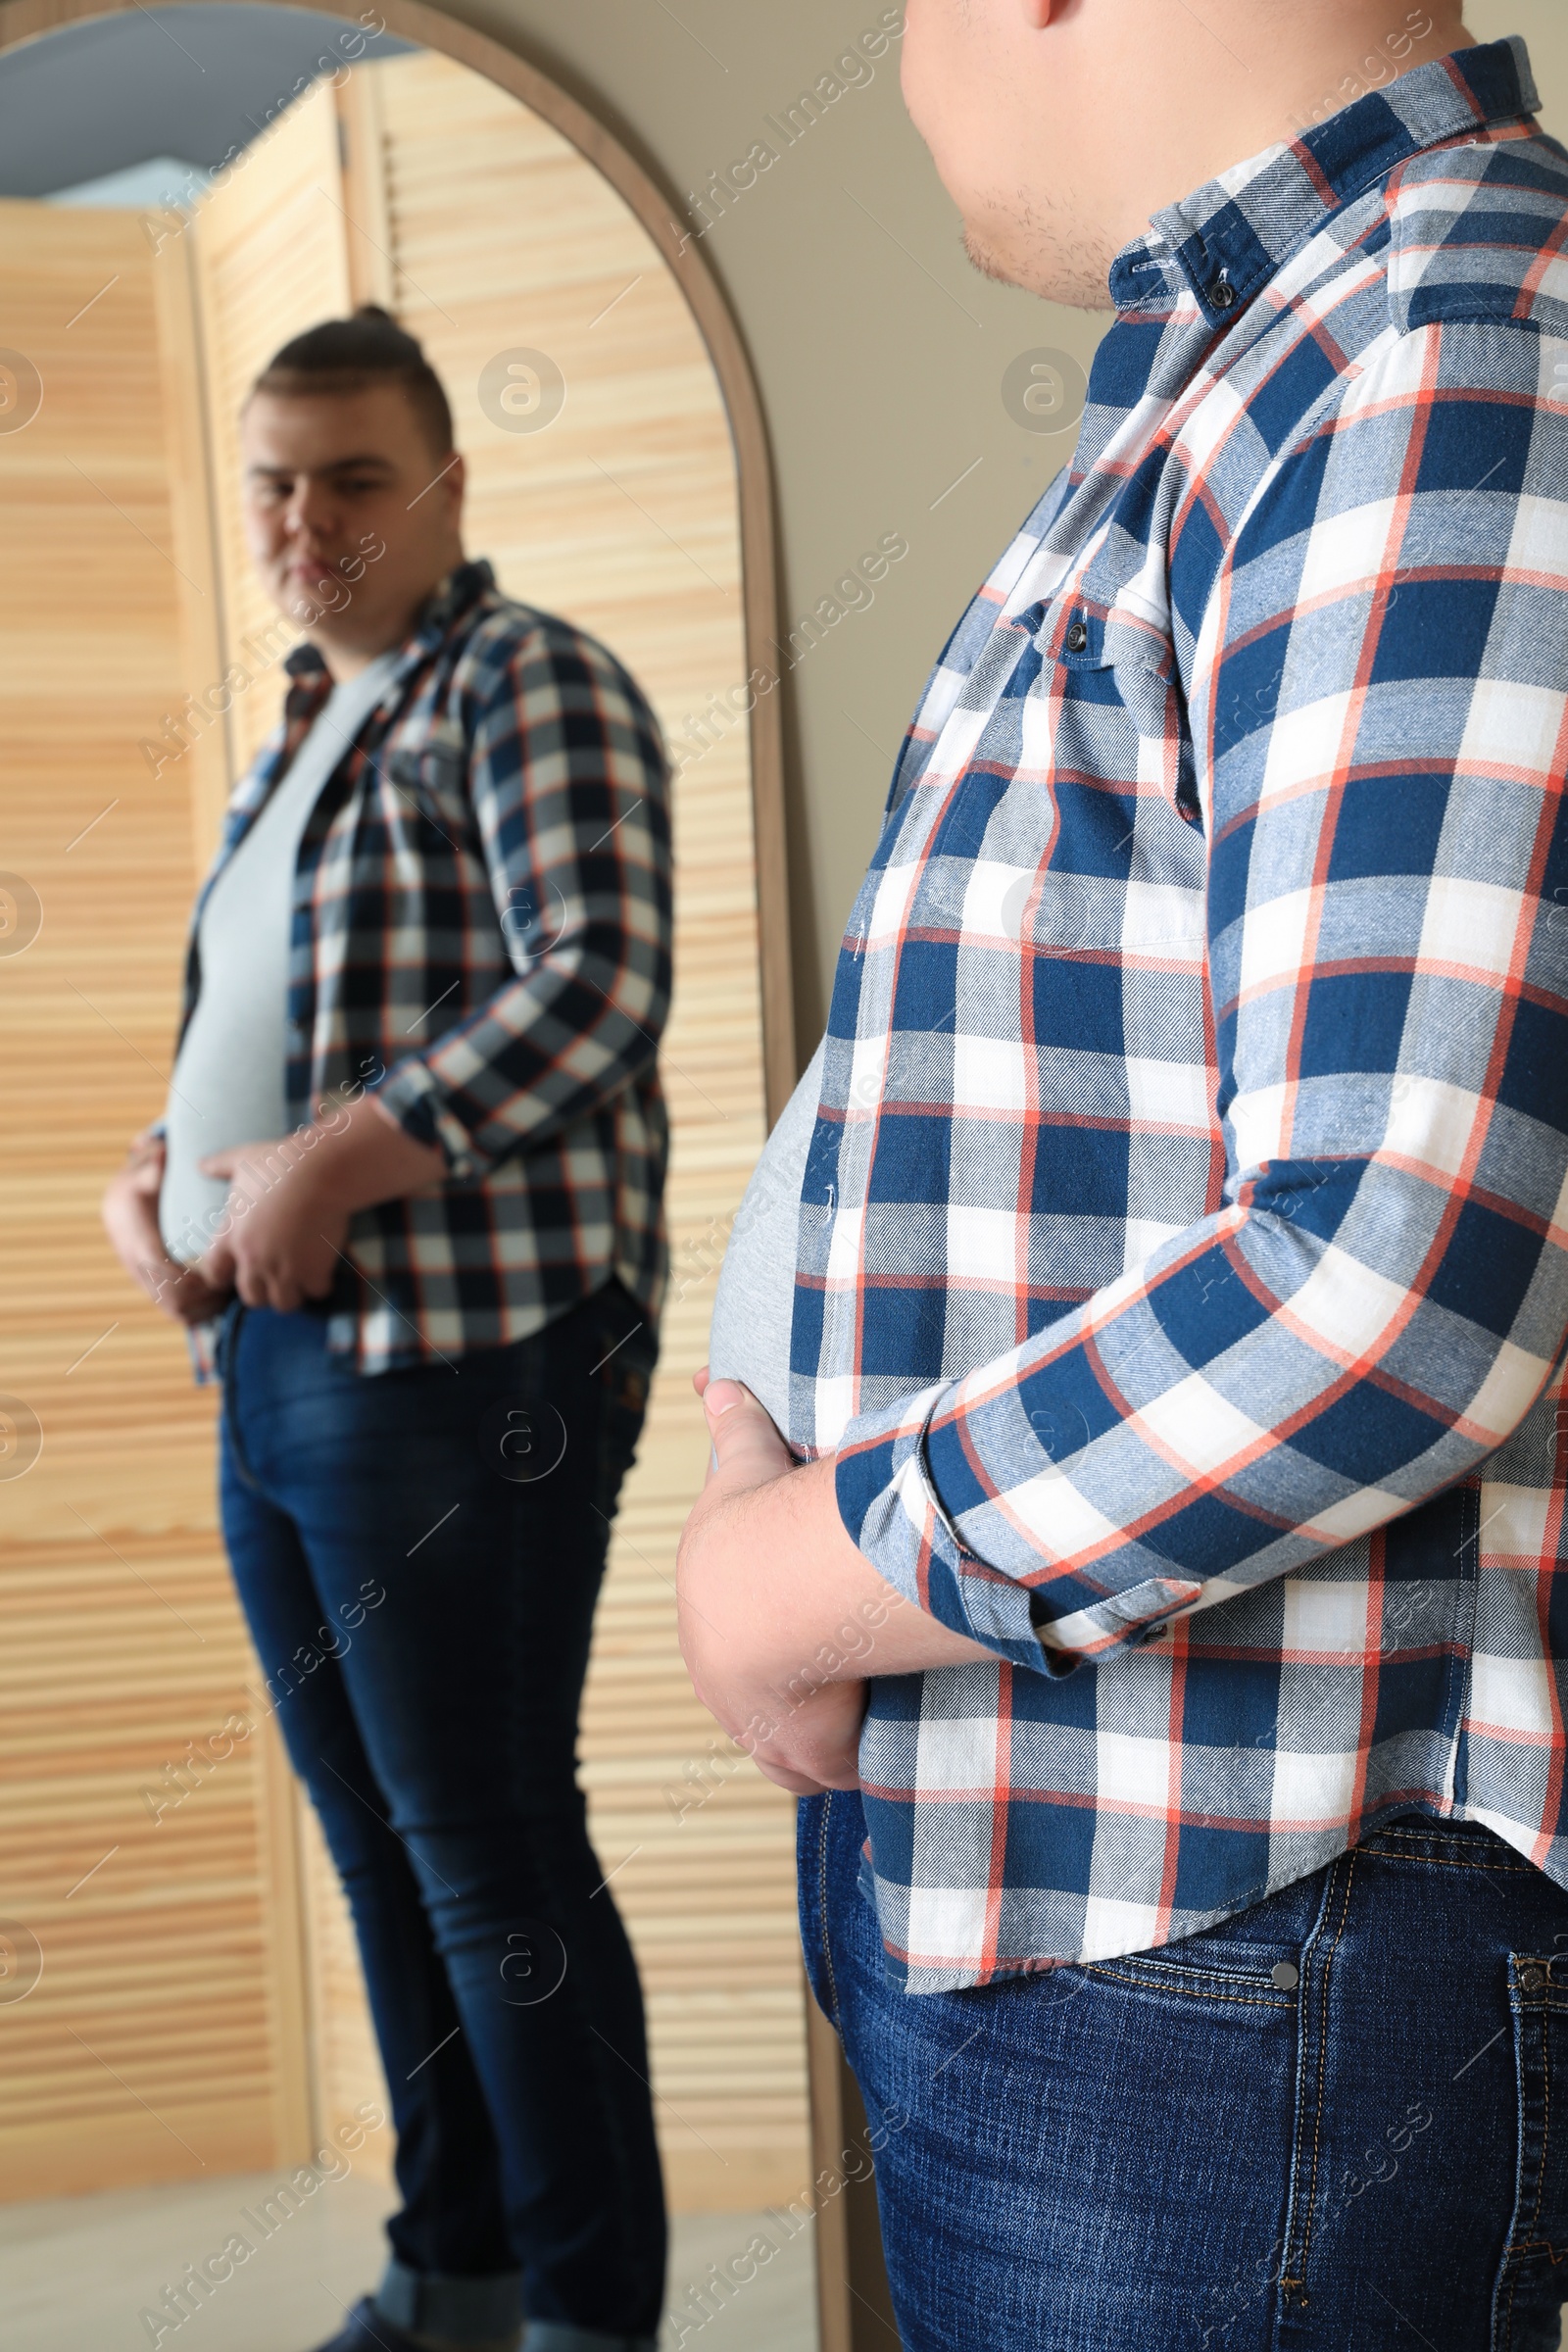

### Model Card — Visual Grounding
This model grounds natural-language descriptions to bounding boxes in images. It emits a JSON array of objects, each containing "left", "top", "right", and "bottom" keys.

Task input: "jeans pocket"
[
  {"left": 1081, "top": 1939, "right": 1302, "bottom": 2015},
  {"left": 213, "top": 1297, "right": 242, "bottom": 1386},
  {"left": 1493, "top": 1953, "right": 1568, "bottom": 2350},
  {"left": 1083, "top": 1863, "right": 1331, "bottom": 2007},
  {"left": 593, "top": 1309, "right": 655, "bottom": 1516},
  {"left": 796, "top": 1790, "right": 840, "bottom": 2028}
]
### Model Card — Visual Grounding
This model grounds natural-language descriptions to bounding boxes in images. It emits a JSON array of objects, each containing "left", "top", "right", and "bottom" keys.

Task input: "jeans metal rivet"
[
  {"left": 1521, "top": 1965, "right": 1546, "bottom": 1990},
  {"left": 1271, "top": 1961, "right": 1299, "bottom": 1989}
]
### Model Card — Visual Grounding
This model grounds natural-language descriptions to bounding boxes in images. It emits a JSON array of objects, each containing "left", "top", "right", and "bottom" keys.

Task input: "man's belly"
[{"left": 707, "top": 1039, "right": 822, "bottom": 1441}]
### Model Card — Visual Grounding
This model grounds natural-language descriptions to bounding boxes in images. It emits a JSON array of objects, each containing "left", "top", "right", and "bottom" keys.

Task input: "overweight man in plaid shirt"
[
  {"left": 103, "top": 314, "right": 669, "bottom": 2352},
  {"left": 683, "top": 4, "right": 1568, "bottom": 2343}
]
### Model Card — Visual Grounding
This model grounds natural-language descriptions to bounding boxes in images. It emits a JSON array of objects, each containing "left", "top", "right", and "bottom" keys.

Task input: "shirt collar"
[
  {"left": 282, "top": 555, "right": 497, "bottom": 682},
  {"left": 1109, "top": 34, "right": 1540, "bottom": 329}
]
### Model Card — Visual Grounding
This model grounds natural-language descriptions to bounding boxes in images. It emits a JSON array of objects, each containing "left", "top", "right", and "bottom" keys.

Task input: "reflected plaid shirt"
[
  {"left": 179, "top": 560, "right": 672, "bottom": 1378},
  {"left": 795, "top": 38, "right": 1568, "bottom": 1990}
]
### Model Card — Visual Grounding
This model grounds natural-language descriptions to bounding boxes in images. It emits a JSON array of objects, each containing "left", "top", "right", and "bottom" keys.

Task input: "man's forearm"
[
  {"left": 782, "top": 1458, "right": 1000, "bottom": 1679},
  {"left": 678, "top": 1380, "right": 997, "bottom": 1793},
  {"left": 311, "top": 1092, "right": 448, "bottom": 1210},
  {"left": 686, "top": 1413, "right": 994, "bottom": 1701}
]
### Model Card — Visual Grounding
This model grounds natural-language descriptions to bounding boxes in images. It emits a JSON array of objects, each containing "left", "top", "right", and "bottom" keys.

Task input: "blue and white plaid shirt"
[{"left": 796, "top": 37, "right": 1568, "bottom": 1991}]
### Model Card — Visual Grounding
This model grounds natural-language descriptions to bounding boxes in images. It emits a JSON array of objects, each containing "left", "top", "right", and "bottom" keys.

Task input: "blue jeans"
[
  {"left": 218, "top": 1282, "right": 664, "bottom": 2345},
  {"left": 801, "top": 1788, "right": 1568, "bottom": 2351}
]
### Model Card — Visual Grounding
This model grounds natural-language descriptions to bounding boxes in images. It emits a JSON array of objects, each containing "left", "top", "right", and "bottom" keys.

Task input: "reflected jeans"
[
  {"left": 218, "top": 1281, "right": 664, "bottom": 2347},
  {"left": 802, "top": 1787, "right": 1568, "bottom": 2351}
]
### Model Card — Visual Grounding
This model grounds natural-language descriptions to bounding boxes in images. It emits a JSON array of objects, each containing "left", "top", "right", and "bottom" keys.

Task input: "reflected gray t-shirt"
[
  {"left": 159, "top": 650, "right": 401, "bottom": 1264},
  {"left": 707, "top": 1038, "right": 823, "bottom": 1441}
]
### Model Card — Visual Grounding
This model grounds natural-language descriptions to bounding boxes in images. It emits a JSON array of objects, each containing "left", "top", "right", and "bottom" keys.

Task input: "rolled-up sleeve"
[{"left": 376, "top": 625, "right": 673, "bottom": 1179}]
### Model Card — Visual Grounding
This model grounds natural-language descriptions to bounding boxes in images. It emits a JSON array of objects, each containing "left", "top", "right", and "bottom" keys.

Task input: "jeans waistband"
[{"left": 1362, "top": 1809, "right": 1510, "bottom": 1851}]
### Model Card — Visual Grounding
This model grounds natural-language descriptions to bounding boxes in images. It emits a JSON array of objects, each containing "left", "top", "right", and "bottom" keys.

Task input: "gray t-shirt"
[
  {"left": 159, "top": 651, "right": 402, "bottom": 1263},
  {"left": 707, "top": 1037, "right": 823, "bottom": 1440}
]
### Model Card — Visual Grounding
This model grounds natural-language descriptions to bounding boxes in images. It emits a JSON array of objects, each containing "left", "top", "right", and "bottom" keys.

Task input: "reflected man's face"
[{"left": 240, "top": 384, "right": 466, "bottom": 658}]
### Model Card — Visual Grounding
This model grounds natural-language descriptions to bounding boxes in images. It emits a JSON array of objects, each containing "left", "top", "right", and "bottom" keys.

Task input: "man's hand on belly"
[
  {"left": 676, "top": 1375, "right": 996, "bottom": 1794},
  {"left": 195, "top": 1096, "right": 446, "bottom": 1314},
  {"left": 101, "top": 1131, "right": 233, "bottom": 1324}
]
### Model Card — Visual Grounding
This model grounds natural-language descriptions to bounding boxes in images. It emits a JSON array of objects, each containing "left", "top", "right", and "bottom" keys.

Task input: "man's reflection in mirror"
[{"left": 102, "top": 308, "right": 674, "bottom": 2352}]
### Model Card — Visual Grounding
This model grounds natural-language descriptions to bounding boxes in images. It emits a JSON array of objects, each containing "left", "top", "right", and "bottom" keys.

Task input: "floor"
[
  {"left": 13, "top": 2171, "right": 1557, "bottom": 2350},
  {"left": 0, "top": 2172, "right": 816, "bottom": 2351}
]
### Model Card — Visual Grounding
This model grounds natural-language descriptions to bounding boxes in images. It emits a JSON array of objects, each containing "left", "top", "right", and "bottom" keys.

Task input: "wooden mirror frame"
[{"left": 0, "top": 2, "right": 895, "bottom": 2346}]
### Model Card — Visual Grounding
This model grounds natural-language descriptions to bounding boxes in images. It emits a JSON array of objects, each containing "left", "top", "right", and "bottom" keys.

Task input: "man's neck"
[
  {"left": 317, "top": 636, "right": 403, "bottom": 684},
  {"left": 1094, "top": 5, "right": 1478, "bottom": 269},
  {"left": 308, "top": 552, "right": 465, "bottom": 682},
  {"left": 972, "top": 3, "right": 1479, "bottom": 309}
]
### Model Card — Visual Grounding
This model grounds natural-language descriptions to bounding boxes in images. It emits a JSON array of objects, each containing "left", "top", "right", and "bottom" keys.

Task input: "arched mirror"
[{"left": 0, "top": 7, "right": 823, "bottom": 2345}]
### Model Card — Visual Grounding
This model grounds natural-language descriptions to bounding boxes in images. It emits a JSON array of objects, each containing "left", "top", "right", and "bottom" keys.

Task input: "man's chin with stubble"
[{"left": 960, "top": 213, "right": 1117, "bottom": 313}]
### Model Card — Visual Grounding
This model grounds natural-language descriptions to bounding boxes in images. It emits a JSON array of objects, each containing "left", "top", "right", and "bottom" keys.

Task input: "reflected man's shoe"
[
  {"left": 309, "top": 2299, "right": 427, "bottom": 2352},
  {"left": 307, "top": 2296, "right": 522, "bottom": 2352},
  {"left": 522, "top": 2334, "right": 659, "bottom": 2351},
  {"left": 305, "top": 2290, "right": 650, "bottom": 2352}
]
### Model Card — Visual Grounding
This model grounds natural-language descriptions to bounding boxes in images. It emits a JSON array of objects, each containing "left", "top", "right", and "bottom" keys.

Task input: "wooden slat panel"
[
  {"left": 188, "top": 80, "right": 353, "bottom": 812},
  {"left": 0, "top": 201, "right": 311, "bottom": 2201}
]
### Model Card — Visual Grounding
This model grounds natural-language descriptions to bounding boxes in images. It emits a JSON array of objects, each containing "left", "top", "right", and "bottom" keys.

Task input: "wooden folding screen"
[
  {"left": 0, "top": 202, "right": 313, "bottom": 2197},
  {"left": 184, "top": 81, "right": 354, "bottom": 834}
]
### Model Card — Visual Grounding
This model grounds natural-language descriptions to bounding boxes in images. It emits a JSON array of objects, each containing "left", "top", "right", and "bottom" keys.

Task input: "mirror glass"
[{"left": 0, "top": 10, "right": 810, "bottom": 2345}]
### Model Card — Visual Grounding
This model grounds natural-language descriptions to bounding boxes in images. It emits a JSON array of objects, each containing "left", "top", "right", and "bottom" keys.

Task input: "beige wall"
[{"left": 432, "top": 0, "right": 1568, "bottom": 1048}]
